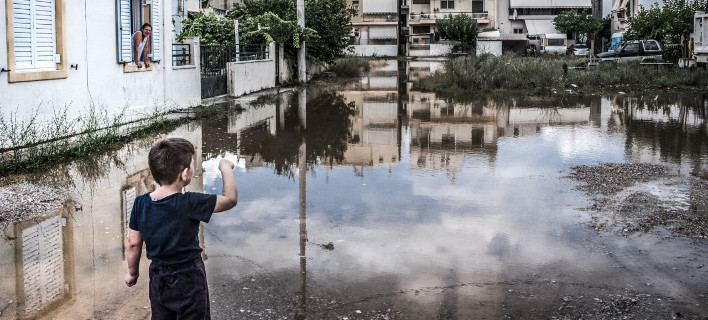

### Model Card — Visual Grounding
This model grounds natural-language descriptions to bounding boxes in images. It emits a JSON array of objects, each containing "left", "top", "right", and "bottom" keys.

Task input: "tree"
[
  {"left": 435, "top": 14, "right": 479, "bottom": 49},
  {"left": 177, "top": 13, "right": 235, "bottom": 44},
  {"left": 625, "top": 0, "right": 703, "bottom": 45},
  {"left": 305, "top": 0, "right": 356, "bottom": 64},
  {"left": 229, "top": 0, "right": 354, "bottom": 64},
  {"left": 597, "top": 14, "right": 612, "bottom": 41},
  {"left": 553, "top": 11, "right": 602, "bottom": 42},
  {"left": 238, "top": 12, "right": 318, "bottom": 49}
]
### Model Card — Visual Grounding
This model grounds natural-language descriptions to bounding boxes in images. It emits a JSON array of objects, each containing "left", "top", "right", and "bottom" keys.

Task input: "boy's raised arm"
[{"left": 214, "top": 159, "right": 238, "bottom": 213}]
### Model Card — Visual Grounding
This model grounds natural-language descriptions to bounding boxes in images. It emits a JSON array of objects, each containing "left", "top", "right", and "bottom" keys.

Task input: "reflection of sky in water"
[
  {"left": 199, "top": 60, "right": 708, "bottom": 309},
  {"left": 202, "top": 117, "right": 629, "bottom": 286}
]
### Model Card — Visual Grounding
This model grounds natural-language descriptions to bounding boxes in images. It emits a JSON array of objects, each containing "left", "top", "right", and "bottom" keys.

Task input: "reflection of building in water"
[
  {"left": 408, "top": 92, "right": 501, "bottom": 173},
  {"left": 341, "top": 89, "right": 400, "bottom": 167},
  {"left": 222, "top": 93, "right": 292, "bottom": 168},
  {"left": 0, "top": 202, "right": 75, "bottom": 319},
  {"left": 407, "top": 89, "right": 600, "bottom": 172},
  {"left": 345, "top": 60, "right": 399, "bottom": 91},
  {"left": 121, "top": 168, "right": 156, "bottom": 255},
  {"left": 341, "top": 61, "right": 400, "bottom": 167},
  {"left": 405, "top": 60, "right": 445, "bottom": 82},
  {"left": 607, "top": 94, "right": 708, "bottom": 171},
  {"left": 0, "top": 125, "right": 205, "bottom": 319},
  {"left": 222, "top": 61, "right": 404, "bottom": 169}
]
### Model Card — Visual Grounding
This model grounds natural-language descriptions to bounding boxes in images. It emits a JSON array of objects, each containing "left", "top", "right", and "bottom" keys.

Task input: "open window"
[
  {"left": 116, "top": 0, "right": 162, "bottom": 64},
  {"left": 5, "top": 0, "right": 67, "bottom": 82}
]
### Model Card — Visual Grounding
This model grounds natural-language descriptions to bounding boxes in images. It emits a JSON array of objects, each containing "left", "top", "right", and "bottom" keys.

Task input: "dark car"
[{"left": 596, "top": 40, "right": 662, "bottom": 63}]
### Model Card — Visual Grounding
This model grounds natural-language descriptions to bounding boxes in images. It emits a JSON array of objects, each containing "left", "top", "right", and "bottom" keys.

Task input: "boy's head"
[{"left": 148, "top": 138, "right": 195, "bottom": 186}]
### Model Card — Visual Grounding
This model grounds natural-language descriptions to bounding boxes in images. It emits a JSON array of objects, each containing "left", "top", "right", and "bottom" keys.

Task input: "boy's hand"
[
  {"left": 125, "top": 272, "right": 139, "bottom": 287},
  {"left": 214, "top": 158, "right": 238, "bottom": 212},
  {"left": 218, "top": 159, "right": 234, "bottom": 171}
]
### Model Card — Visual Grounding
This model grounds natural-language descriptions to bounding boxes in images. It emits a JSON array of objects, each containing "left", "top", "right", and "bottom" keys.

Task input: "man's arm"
[
  {"left": 143, "top": 37, "right": 151, "bottom": 68},
  {"left": 125, "top": 228, "right": 143, "bottom": 287},
  {"left": 132, "top": 33, "right": 141, "bottom": 67},
  {"left": 214, "top": 159, "right": 238, "bottom": 212}
]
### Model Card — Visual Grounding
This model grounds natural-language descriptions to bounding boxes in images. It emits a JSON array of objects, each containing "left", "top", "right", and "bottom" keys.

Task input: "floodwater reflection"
[
  {"left": 2, "top": 59, "right": 708, "bottom": 319},
  {"left": 200, "top": 60, "right": 708, "bottom": 318}
]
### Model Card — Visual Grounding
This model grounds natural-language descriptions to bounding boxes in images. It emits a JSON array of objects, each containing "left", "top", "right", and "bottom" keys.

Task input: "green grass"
[
  {"left": 419, "top": 54, "right": 708, "bottom": 95},
  {"left": 0, "top": 104, "right": 190, "bottom": 177}
]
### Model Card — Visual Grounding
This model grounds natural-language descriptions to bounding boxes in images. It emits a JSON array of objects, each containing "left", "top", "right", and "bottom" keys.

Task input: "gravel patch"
[
  {"left": 0, "top": 182, "right": 70, "bottom": 225},
  {"left": 569, "top": 163, "right": 708, "bottom": 240}
]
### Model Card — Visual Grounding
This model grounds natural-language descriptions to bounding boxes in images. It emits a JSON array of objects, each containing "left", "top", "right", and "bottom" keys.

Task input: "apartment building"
[
  {"left": 348, "top": 0, "right": 400, "bottom": 56},
  {"left": 496, "top": 0, "right": 592, "bottom": 53},
  {"left": 347, "top": 0, "right": 597, "bottom": 56},
  {"left": 405, "top": 0, "right": 493, "bottom": 55}
]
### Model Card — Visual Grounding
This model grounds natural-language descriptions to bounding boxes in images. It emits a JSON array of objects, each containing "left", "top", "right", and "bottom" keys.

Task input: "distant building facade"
[{"left": 346, "top": 0, "right": 595, "bottom": 56}]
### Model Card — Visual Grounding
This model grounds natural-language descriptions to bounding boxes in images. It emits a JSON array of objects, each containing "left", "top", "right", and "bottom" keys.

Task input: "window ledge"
[
  {"left": 123, "top": 64, "right": 154, "bottom": 73},
  {"left": 172, "top": 65, "right": 196, "bottom": 70},
  {"left": 8, "top": 69, "right": 68, "bottom": 83}
]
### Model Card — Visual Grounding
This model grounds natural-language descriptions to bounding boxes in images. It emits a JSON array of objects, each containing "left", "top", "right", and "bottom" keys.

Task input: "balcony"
[{"left": 409, "top": 12, "right": 489, "bottom": 22}]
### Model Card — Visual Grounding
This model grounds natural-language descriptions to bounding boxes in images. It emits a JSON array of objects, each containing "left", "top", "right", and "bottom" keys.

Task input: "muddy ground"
[
  {"left": 569, "top": 163, "right": 708, "bottom": 241},
  {"left": 0, "top": 182, "right": 69, "bottom": 228}
]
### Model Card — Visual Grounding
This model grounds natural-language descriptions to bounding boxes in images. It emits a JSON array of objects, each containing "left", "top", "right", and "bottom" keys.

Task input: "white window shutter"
[
  {"left": 13, "top": 0, "right": 56, "bottom": 71},
  {"left": 150, "top": 0, "right": 161, "bottom": 61},
  {"left": 12, "top": 0, "right": 34, "bottom": 70},
  {"left": 33, "top": 0, "right": 56, "bottom": 69},
  {"left": 116, "top": 0, "right": 132, "bottom": 63}
]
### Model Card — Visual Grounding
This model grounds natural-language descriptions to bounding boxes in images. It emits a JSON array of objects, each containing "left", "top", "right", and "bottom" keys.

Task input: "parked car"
[
  {"left": 596, "top": 40, "right": 662, "bottom": 63},
  {"left": 567, "top": 43, "right": 589, "bottom": 56}
]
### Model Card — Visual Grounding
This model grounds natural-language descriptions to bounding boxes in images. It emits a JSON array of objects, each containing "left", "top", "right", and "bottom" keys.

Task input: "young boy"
[{"left": 125, "top": 138, "right": 238, "bottom": 319}]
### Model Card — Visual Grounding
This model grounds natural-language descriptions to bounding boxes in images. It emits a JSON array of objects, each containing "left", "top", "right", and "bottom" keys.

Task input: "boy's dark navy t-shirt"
[{"left": 129, "top": 192, "right": 217, "bottom": 265}]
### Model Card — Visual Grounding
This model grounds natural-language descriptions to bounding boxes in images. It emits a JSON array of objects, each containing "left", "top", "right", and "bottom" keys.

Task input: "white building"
[
  {"left": 1, "top": 0, "right": 201, "bottom": 133},
  {"left": 498, "top": 0, "right": 592, "bottom": 53}
]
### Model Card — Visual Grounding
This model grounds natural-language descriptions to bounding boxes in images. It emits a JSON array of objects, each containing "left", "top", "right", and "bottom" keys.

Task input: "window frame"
[
  {"left": 412, "top": 25, "right": 431, "bottom": 34},
  {"left": 5, "top": 0, "right": 67, "bottom": 83},
  {"left": 547, "top": 38, "right": 565, "bottom": 46},
  {"left": 440, "top": 0, "right": 455, "bottom": 9},
  {"left": 116, "top": 0, "right": 162, "bottom": 68}
]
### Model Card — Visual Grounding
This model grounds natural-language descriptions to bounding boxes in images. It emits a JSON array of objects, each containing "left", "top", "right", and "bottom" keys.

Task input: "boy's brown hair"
[{"left": 148, "top": 138, "right": 195, "bottom": 185}]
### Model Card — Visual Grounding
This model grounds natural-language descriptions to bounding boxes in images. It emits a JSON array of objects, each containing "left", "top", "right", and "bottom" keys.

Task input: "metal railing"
[
  {"left": 172, "top": 43, "right": 192, "bottom": 66},
  {"left": 409, "top": 12, "right": 488, "bottom": 21},
  {"left": 410, "top": 43, "right": 430, "bottom": 50},
  {"left": 200, "top": 44, "right": 269, "bottom": 76}
]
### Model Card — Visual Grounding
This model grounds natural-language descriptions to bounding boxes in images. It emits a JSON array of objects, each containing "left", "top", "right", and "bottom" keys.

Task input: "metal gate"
[
  {"left": 200, "top": 44, "right": 270, "bottom": 99},
  {"left": 200, "top": 44, "right": 231, "bottom": 99}
]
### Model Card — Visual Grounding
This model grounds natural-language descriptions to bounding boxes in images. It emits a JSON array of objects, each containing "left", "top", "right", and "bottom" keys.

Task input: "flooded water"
[{"left": 2, "top": 60, "right": 708, "bottom": 319}]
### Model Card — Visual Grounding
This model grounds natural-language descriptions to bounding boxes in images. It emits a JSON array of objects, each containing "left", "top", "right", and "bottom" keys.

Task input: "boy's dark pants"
[{"left": 149, "top": 258, "right": 210, "bottom": 320}]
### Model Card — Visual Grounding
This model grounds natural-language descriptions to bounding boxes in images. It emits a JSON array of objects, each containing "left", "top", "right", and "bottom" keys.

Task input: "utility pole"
[{"left": 297, "top": 0, "right": 306, "bottom": 83}]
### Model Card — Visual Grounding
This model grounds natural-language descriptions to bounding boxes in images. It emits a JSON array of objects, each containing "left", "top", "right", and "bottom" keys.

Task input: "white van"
[{"left": 540, "top": 33, "right": 567, "bottom": 54}]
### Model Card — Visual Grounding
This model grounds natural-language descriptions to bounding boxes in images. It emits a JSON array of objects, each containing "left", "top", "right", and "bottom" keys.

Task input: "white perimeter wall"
[
  {"left": 430, "top": 43, "right": 454, "bottom": 56},
  {"left": 477, "top": 41, "right": 503, "bottom": 56},
  {"left": 227, "top": 43, "right": 276, "bottom": 97},
  {"left": 0, "top": 0, "right": 201, "bottom": 129},
  {"left": 408, "top": 44, "right": 454, "bottom": 57},
  {"left": 350, "top": 45, "right": 398, "bottom": 57}
]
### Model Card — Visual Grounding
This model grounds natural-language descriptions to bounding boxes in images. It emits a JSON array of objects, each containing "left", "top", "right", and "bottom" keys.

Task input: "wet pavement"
[{"left": 1, "top": 60, "right": 708, "bottom": 319}]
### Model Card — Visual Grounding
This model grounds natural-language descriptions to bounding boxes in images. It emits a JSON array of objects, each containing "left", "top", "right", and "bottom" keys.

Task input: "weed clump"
[
  {"left": 0, "top": 104, "right": 188, "bottom": 177},
  {"left": 327, "top": 56, "right": 372, "bottom": 78},
  {"left": 419, "top": 54, "right": 708, "bottom": 95}
]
